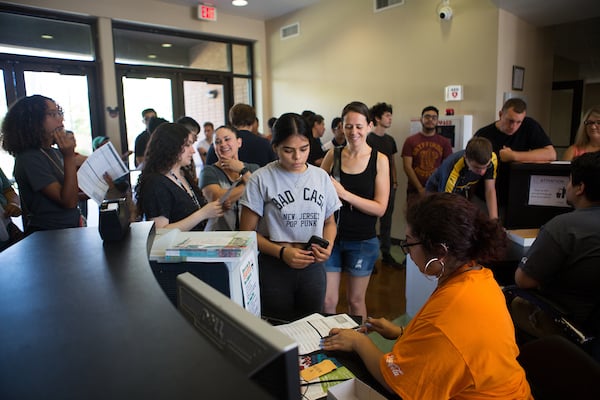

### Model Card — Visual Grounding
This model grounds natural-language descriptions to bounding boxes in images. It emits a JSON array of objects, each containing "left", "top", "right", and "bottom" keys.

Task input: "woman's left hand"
[{"left": 308, "top": 243, "right": 332, "bottom": 263}]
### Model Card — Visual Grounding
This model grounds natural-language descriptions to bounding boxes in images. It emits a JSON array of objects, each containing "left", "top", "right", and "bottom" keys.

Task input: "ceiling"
[{"left": 160, "top": 0, "right": 600, "bottom": 26}]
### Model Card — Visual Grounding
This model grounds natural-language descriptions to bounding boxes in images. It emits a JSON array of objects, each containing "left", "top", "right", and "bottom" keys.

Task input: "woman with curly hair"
[
  {"left": 135, "top": 123, "right": 222, "bottom": 231},
  {"left": 1, "top": 94, "right": 82, "bottom": 233},
  {"left": 322, "top": 193, "right": 532, "bottom": 399}
]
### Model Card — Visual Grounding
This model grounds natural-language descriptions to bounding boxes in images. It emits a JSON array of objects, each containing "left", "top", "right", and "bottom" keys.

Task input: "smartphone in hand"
[{"left": 305, "top": 235, "right": 329, "bottom": 250}]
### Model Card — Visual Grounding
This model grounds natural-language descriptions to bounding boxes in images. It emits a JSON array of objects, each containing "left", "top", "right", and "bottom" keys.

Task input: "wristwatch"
[{"left": 239, "top": 167, "right": 250, "bottom": 176}]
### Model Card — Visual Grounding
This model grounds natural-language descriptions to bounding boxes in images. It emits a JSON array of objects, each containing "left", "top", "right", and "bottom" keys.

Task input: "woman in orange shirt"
[{"left": 322, "top": 193, "right": 532, "bottom": 399}]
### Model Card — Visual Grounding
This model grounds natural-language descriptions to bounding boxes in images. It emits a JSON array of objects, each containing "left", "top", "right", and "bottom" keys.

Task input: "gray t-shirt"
[
  {"left": 200, "top": 162, "right": 259, "bottom": 231},
  {"left": 240, "top": 161, "right": 341, "bottom": 243},
  {"left": 14, "top": 148, "right": 81, "bottom": 231},
  {"left": 519, "top": 206, "right": 600, "bottom": 326}
]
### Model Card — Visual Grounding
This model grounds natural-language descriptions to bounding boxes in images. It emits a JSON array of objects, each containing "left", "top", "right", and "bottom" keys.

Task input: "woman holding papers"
[
  {"left": 1, "top": 95, "right": 83, "bottom": 233},
  {"left": 239, "top": 113, "right": 341, "bottom": 323},
  {"left": 136, "top": 123, "right": 223, "bottom": 231},
  {"left": 200, "top": 125, "right": 258, "bottom": 231},
  {"left": 322, "top": 193, "right": 532, "bottom": 399}
]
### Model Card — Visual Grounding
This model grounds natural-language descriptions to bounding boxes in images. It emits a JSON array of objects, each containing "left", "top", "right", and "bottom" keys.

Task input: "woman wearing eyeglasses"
[
  {"left": 563, "top": 105, "right": 600, "bottom": 161},
  {"left": 1, "top": 95, "right": 83, "bottom": 233},
  {"left": 322, "top": 193, "right": 532, "bottom": 399}
]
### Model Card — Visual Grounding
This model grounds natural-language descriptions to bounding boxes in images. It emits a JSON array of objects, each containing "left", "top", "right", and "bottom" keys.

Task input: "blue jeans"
[{"left": 324, "top": 237, "right": 379, "bottom": 277}]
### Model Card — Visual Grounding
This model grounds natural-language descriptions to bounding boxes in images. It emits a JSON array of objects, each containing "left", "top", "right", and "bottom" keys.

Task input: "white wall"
[{"left": 496, "top": 9, "right": 554, "bottom": 127}]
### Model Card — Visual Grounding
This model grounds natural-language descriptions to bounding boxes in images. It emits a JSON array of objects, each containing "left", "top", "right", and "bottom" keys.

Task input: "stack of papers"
[{"left": 275, "top": 313, "right": 359, "bottom": 355}]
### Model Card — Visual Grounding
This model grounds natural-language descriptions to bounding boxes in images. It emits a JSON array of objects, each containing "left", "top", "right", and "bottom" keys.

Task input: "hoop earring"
[{"left": 424, "top": 258, "right": 445, "bottom": 279}]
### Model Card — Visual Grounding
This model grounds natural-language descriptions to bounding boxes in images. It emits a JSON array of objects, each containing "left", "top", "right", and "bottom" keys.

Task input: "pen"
[
  {"left": 320, "top": 325, "right": 366, "bottom": 340},
  {"left": 300, "top": 378, "right": 351, "bottom": 386}
]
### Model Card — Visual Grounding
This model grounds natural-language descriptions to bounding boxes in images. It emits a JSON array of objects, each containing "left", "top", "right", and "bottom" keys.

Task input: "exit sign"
[{"left": 198, "top": 4, "right": 217, "bottom": 21}]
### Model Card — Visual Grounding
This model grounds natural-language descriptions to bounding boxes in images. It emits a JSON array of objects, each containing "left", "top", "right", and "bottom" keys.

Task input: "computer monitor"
[
  {"left": 176, "top": 272, "right": 300, "bottom": 400},
  {"left": 504, "top": 162, "right": 573, "bottom": 229}
]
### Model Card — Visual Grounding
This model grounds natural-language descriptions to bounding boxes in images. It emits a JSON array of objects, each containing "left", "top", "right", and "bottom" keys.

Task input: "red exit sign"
[{"left": 198, "top": 4, "right": 217, "bottom": 21}]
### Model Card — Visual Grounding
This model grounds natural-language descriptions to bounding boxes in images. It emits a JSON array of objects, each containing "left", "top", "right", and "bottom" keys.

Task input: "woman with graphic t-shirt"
[{"left": 239, "top": 113, "right": 341, "bottom": 323}]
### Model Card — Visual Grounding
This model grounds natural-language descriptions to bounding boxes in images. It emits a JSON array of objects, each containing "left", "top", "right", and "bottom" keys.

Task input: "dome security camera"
[{"left": 438, "top": 5, "right": 453, "bottom": 20}]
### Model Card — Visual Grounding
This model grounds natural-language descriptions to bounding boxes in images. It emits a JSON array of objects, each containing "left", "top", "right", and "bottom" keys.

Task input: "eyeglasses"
[
  {"left": 400, "top": 239, "right": 422, "bottom": 255},
  {"left": 584, "top": 120, "right": 600, "bottom": 127},
  {"left": 46, "top": 106, "right": 64, "bottom": 119}
]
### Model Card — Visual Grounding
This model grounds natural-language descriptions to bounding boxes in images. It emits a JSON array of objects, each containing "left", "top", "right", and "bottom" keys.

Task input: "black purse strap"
[{"left": 332, "top": 146, "right": 342, "bottom": 182}]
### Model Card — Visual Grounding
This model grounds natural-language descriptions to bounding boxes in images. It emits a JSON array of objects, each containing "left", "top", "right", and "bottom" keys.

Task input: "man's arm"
[
  {"left": 483, "top": 179, "right": 498, "bottom": 219},
  {"left": 499, "top": 145, "right": 556, "bottom": 162},
  {"left": 402, "top": 156, "right": 424, "bottom": 194},
  {"left": 515, "top": 267, "right": 540, "bottom": 289},
  {"left": 389, "top": 154, "right": 398, "bottom": 189},
  {"left": 515, "top": 227, "right": 564, "bottom": 289}
]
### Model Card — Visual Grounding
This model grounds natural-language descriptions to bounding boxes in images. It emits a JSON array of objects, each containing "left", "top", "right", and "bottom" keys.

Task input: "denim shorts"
[{"left": 324, "top": 237, "right": 379, "bottom": 277}]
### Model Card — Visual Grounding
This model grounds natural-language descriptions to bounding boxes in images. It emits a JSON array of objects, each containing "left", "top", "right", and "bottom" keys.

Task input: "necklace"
[
  {"left": 40, "top": 148, "right": 64, "bottom": 176},
  {"left": 169, "top": 170, "right": 201, "bottom": 208},
  {"left": 438, "top": 262, "right": 482, "bottom": 286}
]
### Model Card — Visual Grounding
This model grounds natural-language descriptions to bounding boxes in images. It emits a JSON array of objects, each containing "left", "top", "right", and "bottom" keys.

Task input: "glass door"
[
  {"left": 24, "top": 70, "right": 93, "bottom": 155},
  {"left": 120, "top": 74, "right": 174, "bottom": 194}
]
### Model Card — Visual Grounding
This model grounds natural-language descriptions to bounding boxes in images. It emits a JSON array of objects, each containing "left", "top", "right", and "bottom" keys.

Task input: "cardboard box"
[
  {"left": 327, "top": 378, "right": 387, "bottom": 400},
  {"left": 507, "top": 228, "right": 539, "bottom": 247}
]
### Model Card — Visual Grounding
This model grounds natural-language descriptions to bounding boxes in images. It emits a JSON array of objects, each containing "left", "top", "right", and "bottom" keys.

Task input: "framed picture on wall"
[{"left": 512, "top": 66, "right": 525, "bottom": 91}]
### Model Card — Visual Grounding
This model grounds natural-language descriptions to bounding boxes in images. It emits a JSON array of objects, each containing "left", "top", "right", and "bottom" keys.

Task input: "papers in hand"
[
  {"left": 77, "top": 142, "right": 129, "bottom": 204},
  {"left": 275, "top": 313, "right": 359, "bottom": 355}
]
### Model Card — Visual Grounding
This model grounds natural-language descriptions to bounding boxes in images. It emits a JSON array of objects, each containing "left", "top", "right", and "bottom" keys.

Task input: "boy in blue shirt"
[{"left": 426, "top": 137, "right": 498, "bottom": 219}]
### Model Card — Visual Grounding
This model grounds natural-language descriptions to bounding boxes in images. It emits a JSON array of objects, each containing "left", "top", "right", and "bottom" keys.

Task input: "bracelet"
[{"left": 279, "top": 246, "right": 286, "bottom": 260}]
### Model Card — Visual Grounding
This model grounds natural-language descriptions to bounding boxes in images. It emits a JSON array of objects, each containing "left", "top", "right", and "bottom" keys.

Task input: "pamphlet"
[
  {"left": 77, "top": 142, "right": 129, "bottom": 204},
  {"left": 275, "top": 313, "right": 359, "bottom": 355}
]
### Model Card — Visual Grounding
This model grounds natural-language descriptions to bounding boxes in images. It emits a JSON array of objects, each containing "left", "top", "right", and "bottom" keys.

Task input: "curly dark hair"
[
  {"left": 1, "top": 94, "right": 54, "bottom": 155},
  {"left": 406, "top": 193, "right": 507, "bottom": 265},
  {"left": 135, "top": 123, "right": 202, "bottom": 217}
]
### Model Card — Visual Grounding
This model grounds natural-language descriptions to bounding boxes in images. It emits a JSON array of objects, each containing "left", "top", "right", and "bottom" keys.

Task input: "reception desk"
[{"left": 0, "top": 222, "right": 271, "bottom": 399}]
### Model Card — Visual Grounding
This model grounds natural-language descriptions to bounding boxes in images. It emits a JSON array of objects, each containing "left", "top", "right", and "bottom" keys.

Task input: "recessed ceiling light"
[
  {"left": 41, "top": 34, "right": 54, "bottom": 39},
  {"left": 232, "top": 0, "right": 248, "bottom": 6},
  {"left": 161, "top": 43, "right": 172, "bottom": 48},
  {"left": 148, "top": 54, "right": 157, "bottom": 59}
]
